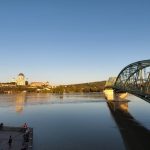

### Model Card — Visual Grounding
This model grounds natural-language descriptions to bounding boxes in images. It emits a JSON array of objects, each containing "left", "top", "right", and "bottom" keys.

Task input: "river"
[{"left": 0, "top": 93, "right": 150, "bottom": 150}]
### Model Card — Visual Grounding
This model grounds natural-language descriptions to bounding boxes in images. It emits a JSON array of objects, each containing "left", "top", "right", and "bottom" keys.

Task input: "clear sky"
[{"left": 0, "top": 0, "right": 150, "bottom": 85}]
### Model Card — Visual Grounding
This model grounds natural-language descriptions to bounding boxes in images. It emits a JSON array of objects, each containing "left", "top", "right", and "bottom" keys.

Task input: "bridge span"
[{"left": 104, "top": 59, "right": 150, "bottom": 102}]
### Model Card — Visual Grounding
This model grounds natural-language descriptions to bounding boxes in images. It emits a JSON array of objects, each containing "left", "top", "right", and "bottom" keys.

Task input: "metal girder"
[{"left": 114, "top": 60, "right": 150, "bottom": 101}]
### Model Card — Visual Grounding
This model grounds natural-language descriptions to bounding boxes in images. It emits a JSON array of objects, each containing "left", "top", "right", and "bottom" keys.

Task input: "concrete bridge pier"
[
  {"left": 103, "top": 88, "right": 128, "bottom": 101},
  {"left": 103, "top": 89, "right": 114, "bottom": 100}
]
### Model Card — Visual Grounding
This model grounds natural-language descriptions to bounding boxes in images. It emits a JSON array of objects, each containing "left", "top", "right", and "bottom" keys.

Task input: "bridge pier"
[
  {"left": 103, "top": 89, "right": 114, "bottom": 100},
  {"left": 103, "top": 88, "right": 128, "bottom": 101}
]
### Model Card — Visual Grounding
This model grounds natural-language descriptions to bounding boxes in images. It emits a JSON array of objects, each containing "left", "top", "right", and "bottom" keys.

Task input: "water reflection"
[
  {"left": 13, "top": 93, "right": 50, "bottom": 113},
  {"left": 108, "top": 100, "right": 129, "bottom": 112},
  {"left": 2, "top": 93, "right": 104, "bottom": 113},
  {"left": 108, "top": 100, "right": 150, "bottom": 150},
  {"left": 15, "top": 93, "right": 26, "bottom": 113}
]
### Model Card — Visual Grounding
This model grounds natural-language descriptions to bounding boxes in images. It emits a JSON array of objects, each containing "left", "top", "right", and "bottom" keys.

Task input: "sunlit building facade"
[
  {"left": 30, "top": 81, "right": 49, "bottom": 87},
  {"left": 16, "top": 73, "right": 26, "bottom": 86}
]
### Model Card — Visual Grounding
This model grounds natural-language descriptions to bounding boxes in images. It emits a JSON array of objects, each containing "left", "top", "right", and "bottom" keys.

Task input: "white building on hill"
[{"left": 16, "top": 73, "right": 26, "bottom": 86}]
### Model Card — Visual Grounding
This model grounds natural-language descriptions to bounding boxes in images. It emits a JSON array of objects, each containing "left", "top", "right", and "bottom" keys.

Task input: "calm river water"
[{"left": 0, "top": 93, "right": 150, "bottom": 150}]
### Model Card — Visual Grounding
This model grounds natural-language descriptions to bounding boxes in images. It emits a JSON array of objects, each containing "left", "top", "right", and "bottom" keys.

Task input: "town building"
[
  {"left": 16, "top": 73, "right": 26, "bottom": 86},
  {"left": 30, "top": 82, "right": 49, "bottom": 87}
]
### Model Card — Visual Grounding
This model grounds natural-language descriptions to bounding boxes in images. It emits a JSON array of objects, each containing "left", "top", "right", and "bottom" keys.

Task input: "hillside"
[{"left": 53, "top": 81, "right": 106, "bottom": 93}]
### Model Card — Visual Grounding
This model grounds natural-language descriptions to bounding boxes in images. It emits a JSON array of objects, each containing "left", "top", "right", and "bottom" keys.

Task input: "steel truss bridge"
[{"left": 114, "top": 60, "right": 150, "bottom": 101}]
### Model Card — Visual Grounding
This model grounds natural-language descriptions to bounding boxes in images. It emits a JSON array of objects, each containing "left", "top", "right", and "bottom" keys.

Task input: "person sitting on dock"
[
  {"left": 25, "top": 127, "right": 30, "bottom": 134},
  {"left": 22, "top": 123, "right": 28, "bottom": 132}
]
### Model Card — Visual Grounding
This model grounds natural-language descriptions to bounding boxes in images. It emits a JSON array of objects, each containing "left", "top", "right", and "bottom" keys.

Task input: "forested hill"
[{"left": 60, "top": 81, "right": 106, "bottom": 93}]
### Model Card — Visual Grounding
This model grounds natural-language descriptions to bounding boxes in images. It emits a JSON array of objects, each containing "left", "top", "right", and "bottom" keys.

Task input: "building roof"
[{"left": 18, "top": 73, "right": 25, "bottom": 76}]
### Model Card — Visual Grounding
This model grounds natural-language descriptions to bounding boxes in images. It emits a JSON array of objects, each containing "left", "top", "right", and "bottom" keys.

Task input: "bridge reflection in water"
[{"left": 107, "top": 100, "right": 150, "bottom": 150}]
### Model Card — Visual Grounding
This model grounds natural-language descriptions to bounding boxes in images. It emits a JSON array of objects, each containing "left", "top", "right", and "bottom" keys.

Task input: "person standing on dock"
[
  {"left": 0, "top": 123, "right": 3, "bottom": 129},
  {"left": 23, "top": 123, "right": 28, "bottom": 129},
  {"left": 8, "top": 135, "right": 12, "bottom": 147},
  {"left": 23, "top": 123, "right": 28, "bottom": 132}
]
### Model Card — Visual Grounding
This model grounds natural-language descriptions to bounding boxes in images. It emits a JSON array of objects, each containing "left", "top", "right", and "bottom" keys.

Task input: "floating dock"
[{"left": 0, "top": 126, "right": 33, "bottom": 150}]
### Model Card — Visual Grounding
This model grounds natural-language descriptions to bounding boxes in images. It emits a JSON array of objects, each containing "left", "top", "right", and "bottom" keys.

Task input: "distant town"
[{"left": 0, "top": 73, "right": 106, "bottom": 94}]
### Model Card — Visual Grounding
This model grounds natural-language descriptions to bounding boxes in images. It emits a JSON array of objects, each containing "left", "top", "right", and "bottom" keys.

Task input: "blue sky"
[{"left": 0, "top": 0, "right": 150, "bottom": 84}]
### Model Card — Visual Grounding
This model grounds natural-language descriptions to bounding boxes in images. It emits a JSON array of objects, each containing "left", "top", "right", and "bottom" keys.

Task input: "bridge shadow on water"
[{"left": 107, "top": 100, "right": 150, "bottom": 150}]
